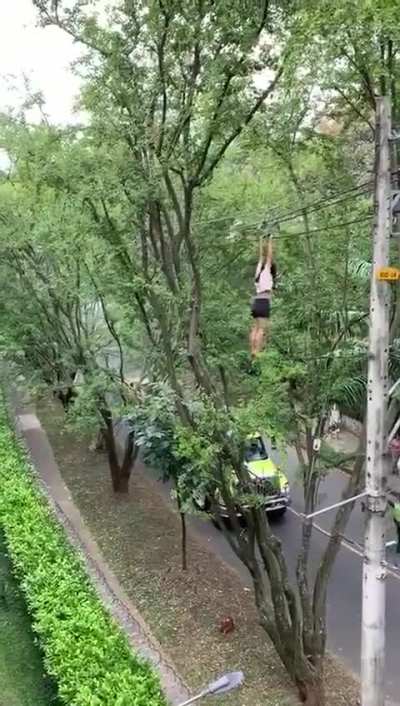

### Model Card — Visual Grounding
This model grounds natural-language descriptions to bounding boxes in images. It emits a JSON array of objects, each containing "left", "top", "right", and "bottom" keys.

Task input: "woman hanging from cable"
[{"left": 249, "top": 234, "right": 275, "bottom": 359}]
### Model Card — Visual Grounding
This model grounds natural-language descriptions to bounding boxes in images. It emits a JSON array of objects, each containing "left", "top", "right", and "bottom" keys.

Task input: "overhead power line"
[
  {"left": 207, "top": 213, "right": 373, "bottom": 276},
  {"left": 193, "top": 179, "right": 373, "bottom": 231},
  {"left": 192, "top": 171, "right": 376, "bottom": 228},
  {"left": 275, "top": 214, "right": 373, "bottom": 240},
  {"left": 267, "top": 183, "right": 373, "bottom": 229},
  {"left": 195, "top": 170, "right": 399, "bottom": 236}
]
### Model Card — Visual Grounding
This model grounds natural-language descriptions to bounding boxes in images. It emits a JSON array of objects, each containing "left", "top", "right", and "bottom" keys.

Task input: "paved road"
[
  {"left": 115, "top": 422, "right": 400, "bottom": 703},
  {"left": 276, "top": 447, "right": 400, "bottom": 704}
]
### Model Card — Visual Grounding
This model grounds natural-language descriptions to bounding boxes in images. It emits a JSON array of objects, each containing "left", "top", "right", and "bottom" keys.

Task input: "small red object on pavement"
[{"left": 219, "top": 616, "right": 235, "bottom": 635}]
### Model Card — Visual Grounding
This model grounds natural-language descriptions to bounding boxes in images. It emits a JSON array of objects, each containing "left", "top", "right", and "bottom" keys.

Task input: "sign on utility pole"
[{"left": 361, "top": 96, "right": 392, "bottom": 706}]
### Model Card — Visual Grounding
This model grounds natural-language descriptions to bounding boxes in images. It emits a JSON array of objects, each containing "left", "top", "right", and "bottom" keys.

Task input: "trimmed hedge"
[{"left": 0, "top": 405, "right": 166, "bottom": 706}]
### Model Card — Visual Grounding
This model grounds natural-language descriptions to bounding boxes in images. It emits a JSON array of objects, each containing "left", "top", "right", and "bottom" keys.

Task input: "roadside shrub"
[{"left": 0, "top": 404, "right": 166, "bottom": 706}]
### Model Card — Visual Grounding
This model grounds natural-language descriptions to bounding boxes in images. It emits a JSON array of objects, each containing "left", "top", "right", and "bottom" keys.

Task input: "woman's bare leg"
[
  {"left": 250, "top": 321, "right": 259, "bottom": 357},
  {"left": 255, "top": 318, "right": 268, "bottom": 354}
]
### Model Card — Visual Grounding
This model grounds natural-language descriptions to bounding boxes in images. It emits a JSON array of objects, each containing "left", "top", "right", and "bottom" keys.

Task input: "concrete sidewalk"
[
  {"left": 323, "top": 425, "right": 400, "bottom": 504},
  {"left": 325, "top": 428, "right": 360, "bottom": 456},
  {"left": 10, "top": 392, "right": 189, "bottom": 706}
]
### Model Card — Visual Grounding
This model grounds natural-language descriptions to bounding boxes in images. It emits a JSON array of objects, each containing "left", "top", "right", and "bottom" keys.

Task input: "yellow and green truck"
[{"left": 196, "top": 434, "right": 291, "bottom": 520}]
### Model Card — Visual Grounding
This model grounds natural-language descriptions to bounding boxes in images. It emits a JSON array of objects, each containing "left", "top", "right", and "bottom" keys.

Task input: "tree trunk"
[
  {"left": 56, "top": 386, "right": 76, "bottom": 411},
  {"left": 176, "top": 492, "right": 187, "bottom": 570},
  {"left": 253, "top": 561, "right": 325, "bottom": 706},
  {"left": 106, "top": 454, "right": 133, "bottom": 493},
  {"left": 89, "top": 429, "right": 106, "bottom": 452},
  {"left": 118, "top": 429, "right": 138, "bottom": 494},
  {"left": 216, "top": 487, "right": 326, "bottom": 706},
  {"left": 54, "top": 370, "right": 77, "bottom": 412},
  {"left": 109, "top": 439, "right": 138, "bottom": 494},
  {"left": 101, "top": 421, "right": 120, "bottom": 491},
  {"left": 100, "top": 407, "right": 138, "bottom": 494},
  {"left": 180, "top": 512, "right": 187, "bottom": 571},
  {"left": 113, "top": 470, "right": 130, "bottom": 493},
  {"left": 296, "top": 678, "right": 324, "bottom": 706},
  {"left": 108, "top": 454, "right": 124, "bottom": 493}
]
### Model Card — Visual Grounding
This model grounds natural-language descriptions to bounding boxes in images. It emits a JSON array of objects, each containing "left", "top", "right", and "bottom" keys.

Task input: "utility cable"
[
  {"left": 206, "top": 213, "right": 373, "bottom": 276},
  {"left": 267, "top": 184, "right": 373, "bottom": 229},
  {"left": 295, "top": 500, "right": 400, "bottom": 581},
  {"left": 198, "top": 193, "right": 374, "bottom": 256},
  {"left": 192, "top": 171, "right": 376, "bottom": 227},
  {"left": 193, "top": 180, "right": 373, "bottom": 231},
  {"left": 272, "top": 214, "right": 373, "bottom": 240},
  {"left": 194, "top": 170, "right": 397, "bottom": 235}
]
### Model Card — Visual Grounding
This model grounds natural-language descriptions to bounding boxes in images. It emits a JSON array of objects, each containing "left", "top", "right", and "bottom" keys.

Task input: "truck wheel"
[{"left": 270, "top": 507, "right": 287, "bottom": 519}]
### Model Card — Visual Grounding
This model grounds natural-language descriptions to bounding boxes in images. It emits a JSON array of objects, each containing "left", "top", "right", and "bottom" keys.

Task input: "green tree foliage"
[
  {"left": 130, "top": 382, "right": 195, "bottom": 569},
  {"left": 0, "top": 120, "right": 139, "bottom": 492}
]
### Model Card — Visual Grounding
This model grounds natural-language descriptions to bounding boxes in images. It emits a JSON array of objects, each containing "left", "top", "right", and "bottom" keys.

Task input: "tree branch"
[
  {"left": 333, "top": 84, "right": 374, "bottom": 131},
  {"left": 312, "top": 428, "right": 365, "bottom": 647},
  {"left": 155, "top": 0, "right": 171, "bottom": 156},
  {"left": 197, "top": 65, "right": 284, "bottom": 185}
]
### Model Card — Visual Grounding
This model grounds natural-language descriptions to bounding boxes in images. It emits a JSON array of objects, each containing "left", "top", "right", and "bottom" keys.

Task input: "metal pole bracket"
[{"left": 365, "top": 494, "right": 387, "bottom": 514}]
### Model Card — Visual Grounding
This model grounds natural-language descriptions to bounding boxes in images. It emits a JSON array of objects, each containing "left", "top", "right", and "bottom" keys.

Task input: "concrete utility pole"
[{"left": 361, "top": 96, "right": 392, "bottom": 706}]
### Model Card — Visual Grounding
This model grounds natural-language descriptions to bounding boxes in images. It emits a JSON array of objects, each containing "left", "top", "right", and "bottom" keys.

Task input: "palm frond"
[
  {"left": 330, "top": 374, "right": 366, "bottom": 410},
  {"left": 348, "top": 258, "right": 371, "bottom": 281}
]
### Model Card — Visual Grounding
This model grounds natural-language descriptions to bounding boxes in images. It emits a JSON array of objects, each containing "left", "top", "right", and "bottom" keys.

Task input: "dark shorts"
[{"left": 251, "top": 297, "right": 271, "bottom": 319}]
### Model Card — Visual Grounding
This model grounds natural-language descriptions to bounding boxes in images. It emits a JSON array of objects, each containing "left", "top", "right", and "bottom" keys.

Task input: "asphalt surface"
[{"left": 115, "top": 422, "right": 400, "bottom": 703}]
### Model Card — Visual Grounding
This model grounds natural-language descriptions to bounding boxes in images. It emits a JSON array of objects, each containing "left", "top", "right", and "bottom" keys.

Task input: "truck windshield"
[{"left": 245, "top": 437, "right": 268, "bottom": 462}]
